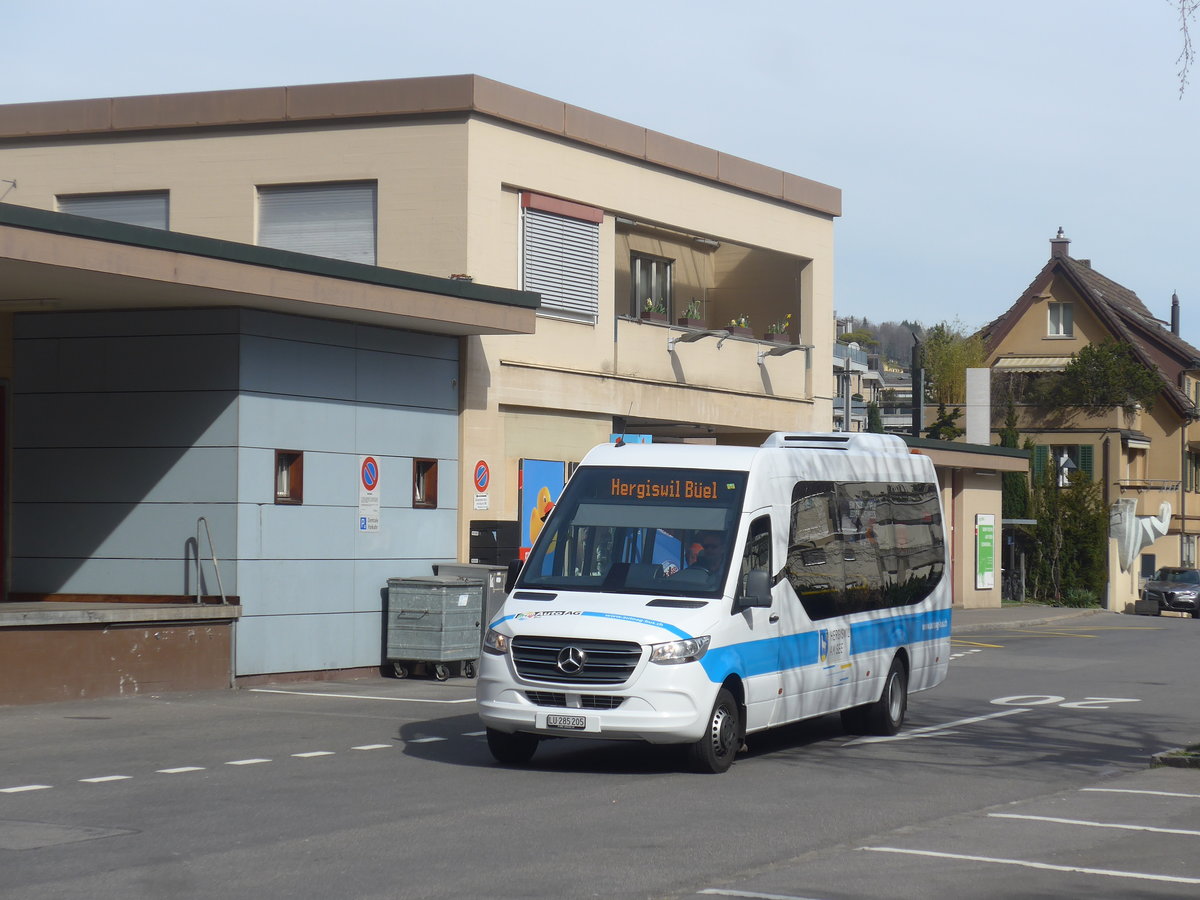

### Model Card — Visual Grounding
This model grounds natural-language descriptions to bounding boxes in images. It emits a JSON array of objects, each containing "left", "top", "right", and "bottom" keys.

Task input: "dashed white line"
[
  {"left": 1082, "top": 787, "right": 1200, "bottom": 799},
  {"left": 700, "top": 890, "right": 827, "bottom": 900},
  {"left": 1, "top": 784, "right": 52, "bottom": 793},
  {"left": 991, "top": 812, "right": 1200, "bottom": 837},
  {"left": 157, "top": 767, "right": 205, "bottom": 774},
  {"left": 292, "top": 751, "right": 335, "bottom": 758},
  {"left": 862, "top": 846, "right": 1200, "bottom": 885},
  {"left": 351, "top": 744, "right": 392, "bottom": 751},
  {"left": 225, "top": 758, "right": 271, "bottom": 766},
  {"left": 79, "top": 775, "right": 132, "bottom": 783},
  {"left": 464, "top": 731, "right": 486, "bottom": 737},
  {"left": 408, "top": 737, "right": 447, "bottom": 744}
]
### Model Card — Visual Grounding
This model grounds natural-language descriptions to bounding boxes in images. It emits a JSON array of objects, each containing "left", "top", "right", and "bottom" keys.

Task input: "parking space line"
[
  {"left": 991, "top": 812, "right": 1200, "bottom": 837},
  {"left": 1082, "top": 787, "right": 1200, "bottom": 799},
  {"left": 863, "top": 846, "right": 1200, "bottom": 885},
  {"left": 846, "top": 707, "right": 1029, "bottom": 744},
  {"left": 249, "top": 688, "right": 473, "bottom": 704}
]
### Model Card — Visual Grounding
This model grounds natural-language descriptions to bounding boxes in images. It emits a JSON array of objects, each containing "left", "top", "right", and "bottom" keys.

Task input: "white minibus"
[{"left": 476, "top": 432, "right": 951, "bottom": 773}]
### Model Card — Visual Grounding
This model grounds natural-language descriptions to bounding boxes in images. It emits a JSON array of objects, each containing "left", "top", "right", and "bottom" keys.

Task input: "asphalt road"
[{"left": 2, "top": 613, "right": 1199, "bottom": 899}]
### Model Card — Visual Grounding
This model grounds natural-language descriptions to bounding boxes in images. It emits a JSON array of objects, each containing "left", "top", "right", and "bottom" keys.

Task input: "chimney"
[
  {"left": 1050, "top": 226, "right": 1070, "bottom": 258},
  {"left": 1172, "top": 291, "right": 1180, "bottom": 336}
]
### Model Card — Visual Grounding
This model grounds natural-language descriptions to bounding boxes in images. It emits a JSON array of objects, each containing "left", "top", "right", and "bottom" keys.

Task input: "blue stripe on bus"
[{"left": 487, "top": 610, "right": 692, "bottom": 640}]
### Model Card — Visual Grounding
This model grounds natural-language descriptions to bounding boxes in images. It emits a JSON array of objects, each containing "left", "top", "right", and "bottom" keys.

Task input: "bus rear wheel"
[{"left": 863, "top": 657, "right": 907, "bottom": 736}]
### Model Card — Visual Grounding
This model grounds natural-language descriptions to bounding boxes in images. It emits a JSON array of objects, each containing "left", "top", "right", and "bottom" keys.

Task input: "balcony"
[
  {"left": 1117, "top": 478, "right": 1182, "bottom": 493},
  {"left": 833, "top": 342, "right": 868, "bottom": 370}
]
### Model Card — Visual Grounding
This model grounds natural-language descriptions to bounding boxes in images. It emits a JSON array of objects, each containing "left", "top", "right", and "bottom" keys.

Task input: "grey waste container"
[
  {"left": 386, "top": 576, "right": 483, "bottom": 681},
  {"left": 433, "top": 563, "right": 507, "bottom": 647}
]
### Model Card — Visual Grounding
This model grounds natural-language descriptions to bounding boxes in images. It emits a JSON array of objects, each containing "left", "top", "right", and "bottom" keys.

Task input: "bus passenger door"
[{"left": 737, "top": 514, "right": 783, "bottom": 732}]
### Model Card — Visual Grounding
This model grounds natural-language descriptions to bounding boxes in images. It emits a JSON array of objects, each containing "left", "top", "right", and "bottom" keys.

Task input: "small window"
[
  {"left": 413, "top": 458, "right": 438, "bottom": 509},
  {"left": 1047, "top": 301, "right": 1073, "bottom": 337},
  {"left": 631, "top": 253, "right": 673, "bottom": 319},
  {"left": 57, "top": 191, "right": 169, "bottom": 229},
  {"left": 258, "top": 181, "right": 377, "bottom": 264},
  {"left": 275, "top": 451, "right": 304, "bottom": 505},
  {"left": 1140, "top": 554, "right": 1157, "bottom": 580}
]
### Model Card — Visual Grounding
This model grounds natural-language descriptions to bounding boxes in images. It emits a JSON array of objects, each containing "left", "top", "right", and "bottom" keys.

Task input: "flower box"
[
  {"left": 676, "top": 317, "right": 705, "bottom": 329},
  {"left": 725, "top": 326, "right": 754, "bottom": 338},
  {"left": 641, "top": 312, "right": 668, "bottom": 324},
  {"left": 764, "top": 332, "right": 792, "bottom": 343}
]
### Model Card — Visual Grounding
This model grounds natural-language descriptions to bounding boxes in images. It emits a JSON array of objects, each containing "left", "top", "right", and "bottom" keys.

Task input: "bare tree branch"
[{"left": 1176, "top": 0, "right": 1200, "bottom": 96}]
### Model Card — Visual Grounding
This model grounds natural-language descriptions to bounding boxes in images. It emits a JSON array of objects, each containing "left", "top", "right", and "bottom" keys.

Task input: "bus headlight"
[
  {"left": 648, "top": 635, "right": 710, "bottom": 665},
  {"left": 483, "top": 628, "right": 510, "bottom": 655}
]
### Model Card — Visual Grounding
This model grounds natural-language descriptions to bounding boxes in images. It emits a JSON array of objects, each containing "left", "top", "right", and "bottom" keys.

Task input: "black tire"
[
  {"left": 462, "top": 660, "right": 477, "bottom": 678},
  {"left": 1191, "top": 609, "right": 1200, "bottom": 619},
  {"left": 863, "top": 657, "right": 908, "bottom": 736},
  {"left": 687, "top": 688, "right": 741, "bottom": 774},
  {"left": 433, "top": 664, "right": 450, "bottom": 681},
  {"left": 486, "top": 728, "right": 539, "bottom": 765}
]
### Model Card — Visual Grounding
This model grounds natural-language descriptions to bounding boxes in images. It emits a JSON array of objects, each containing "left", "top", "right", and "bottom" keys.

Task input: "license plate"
[{"left": 546, "top": 714, "right": 586, "bottom": 729}]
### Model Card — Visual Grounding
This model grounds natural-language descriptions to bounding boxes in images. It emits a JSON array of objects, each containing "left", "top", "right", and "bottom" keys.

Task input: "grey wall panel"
[
  {"left": 350, "top": 558, "right": 455, "bottom": 611},
  {"left": 237, "top": 394, "right": 356, "bottom": 455},
  {"left": 247, "top": 503, "right": 356, "bottom": 561},
  {"left": 238, "top": 309, "right": 357, "bottom": 348},
  {"left": 14, "top": 392, "right": 238, "bottom": 449},
  {"left": 354, "top": 508, "right": 458, "bottom": 559},
  {"left": 23, "top": 335, "right": 240, "bottom": 393},
  {"left": 354, "top": 323, "right": 456, "bottom": 358},
  {"left": 355, "top": 407, "right": 458, "bottom": 461},
  {"left": 13, "top": 502, "right": 237, "bottom": 561},
  {"left": 13, "top": 447, "right": 238, "bottom": 503},
  {"left": 356, "top": 351, "right": 458, "bottom": 408},
  {"left": 234, "top": 559, "right": 358, "bottom": 616},
  {"left": 12, "top": 557, "right": 230, "bottom": 597},
  {"left": 239, "top": 335, "right": 356, "bottom": 400},
  {"left": 235, "top": 611, "right": 378, "bottom": 674}
]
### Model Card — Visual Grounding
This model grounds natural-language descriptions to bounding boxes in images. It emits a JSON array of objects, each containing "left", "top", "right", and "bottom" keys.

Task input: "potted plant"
[
  {"left": 641, "top": 297, "right": 668, "bottom": 324},
  {"left": 677, "top": 298, "right": 704, "bottom": 328},
  {"left": 726, "top": 313, "right": 753, "bottom": 337},
  {"left": 764, "top": 313, "right": 793, "bottom": 343}
]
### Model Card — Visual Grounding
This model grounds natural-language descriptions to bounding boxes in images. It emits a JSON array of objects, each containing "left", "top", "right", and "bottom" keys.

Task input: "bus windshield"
[{"left": 518, "top": 466, "right": 748, "bottom": 597}]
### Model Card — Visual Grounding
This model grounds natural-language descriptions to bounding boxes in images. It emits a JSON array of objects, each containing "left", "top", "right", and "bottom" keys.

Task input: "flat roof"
[
  {"left": 0, "top": 203, "right": 539, "bottom": 336},
  {"left": 0, "top": 74, "right": 842, "bottom": 219}
]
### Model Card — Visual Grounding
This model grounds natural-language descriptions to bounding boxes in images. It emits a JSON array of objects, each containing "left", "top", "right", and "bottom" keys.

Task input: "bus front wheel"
[{"left": 687, "top": 688, "right": 741, "bottom": 774}]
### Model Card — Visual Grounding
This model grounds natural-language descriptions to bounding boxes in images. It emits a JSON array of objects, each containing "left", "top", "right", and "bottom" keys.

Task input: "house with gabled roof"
[{"left": 980, "top": 230, "right": 1200, "bottom": 610}]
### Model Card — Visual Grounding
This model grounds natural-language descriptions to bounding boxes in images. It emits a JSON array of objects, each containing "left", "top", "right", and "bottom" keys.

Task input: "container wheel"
[
  {"left": 392, "top": 662, "right": 409, "bottom": 679},
  {"left": 462, "top": 660, "right": 477, "bottom": 679},
  {"left": 433, "top": 664, "right": 451, "bottom": 681}
]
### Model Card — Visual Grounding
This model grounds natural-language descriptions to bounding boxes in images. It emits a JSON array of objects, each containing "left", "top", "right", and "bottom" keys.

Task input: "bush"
[{"left": 1056, "top": 587, "right": 1100, "bottom": 608}]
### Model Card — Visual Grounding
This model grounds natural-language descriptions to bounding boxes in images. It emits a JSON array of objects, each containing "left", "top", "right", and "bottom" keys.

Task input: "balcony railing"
[
  {"left": 1117, "top": 479, "right": 1182, "bottom": 492},
  {"left": 833, "top": 342, "right": 868, "bottom": 368}
]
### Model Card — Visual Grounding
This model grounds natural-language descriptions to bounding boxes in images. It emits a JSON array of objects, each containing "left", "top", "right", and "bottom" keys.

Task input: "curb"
[
  {"left": 1151, "top": 748, "right": 1200, "bottom": 770},
  {"left": 951, "top": 607, "right": 1111, "bottom": 635}
]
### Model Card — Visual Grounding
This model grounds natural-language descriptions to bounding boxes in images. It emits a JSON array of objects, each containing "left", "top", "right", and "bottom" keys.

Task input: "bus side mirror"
[
  {"left": 504, "top": 558, "right": 524, "bottom": 594},
  {"left": 737, "top": 569, "right": 772, "bottom": 609}
]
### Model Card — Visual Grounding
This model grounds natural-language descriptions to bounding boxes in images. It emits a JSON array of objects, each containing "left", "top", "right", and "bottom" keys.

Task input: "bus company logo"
[
  {"left": 514, "top": 610, "right": 582, "bottom": 620},
  {"left": 819, "top": 629, "right": 829, "bottom": 662}
]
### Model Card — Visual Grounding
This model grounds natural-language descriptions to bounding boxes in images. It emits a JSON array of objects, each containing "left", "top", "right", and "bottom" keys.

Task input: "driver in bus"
[{"left": 690, "top": 531, "right": 726, "bottom": 573}]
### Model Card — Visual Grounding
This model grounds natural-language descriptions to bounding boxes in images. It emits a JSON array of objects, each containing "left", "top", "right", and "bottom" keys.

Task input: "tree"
[
  {"left": 1036, "top": 341, "right": 1160, "bottom": 416},
  {"left": 838, "top": 329, "right": 878, "bottom": 348},
  {"left": 1027, "top": 463, "right": 1107, "bottom": 604},
  {"left": 924, "top": 402, "right": 964, "bottom": 441},
  {"left": 998, "top": 402, "right": 1029, "bottom": 520},
  {"left": 866, "top": 401, "right": 883, "bottom": 433},
  {"left": 1177, "top": 1, "right": 1199, "bottom": 96},
  {"left": 921, "top": 321, "right": 987, "bottom": 406}
]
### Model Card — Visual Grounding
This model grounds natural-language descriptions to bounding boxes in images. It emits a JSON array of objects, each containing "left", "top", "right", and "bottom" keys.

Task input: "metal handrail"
[{"left": 194, "top": 517, "right": 228, "bottom": 605}]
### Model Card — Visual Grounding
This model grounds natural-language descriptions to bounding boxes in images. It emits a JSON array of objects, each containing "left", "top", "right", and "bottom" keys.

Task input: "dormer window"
[{"left": 1047, "top": 301, "right": 1073, "bottom": 337}]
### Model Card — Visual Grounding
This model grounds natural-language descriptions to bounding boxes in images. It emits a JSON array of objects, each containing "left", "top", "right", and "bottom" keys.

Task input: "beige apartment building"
[
  {"left": 0, "top": 75, "right": 840, "bottom": 563},
  {"left": 982, "top": 231, "right": 1200, "bottom": 611}
]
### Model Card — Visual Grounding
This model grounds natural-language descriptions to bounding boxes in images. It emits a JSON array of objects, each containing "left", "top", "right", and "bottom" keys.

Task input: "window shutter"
[
  {"left": 258, "top": 182, "right": 377, "bottom": 265},
  {"left": 1078, "top": 444, "right": 1094, "bottom": 480},
  {"left": 522, "top": 207, "right": 599, "bottom": 322},
  {"left": 1033, "top": 445, "right": 1048, "bottom": 480},
  {"left": 58, "top": 192, "right": 169, "bottom": 229}
]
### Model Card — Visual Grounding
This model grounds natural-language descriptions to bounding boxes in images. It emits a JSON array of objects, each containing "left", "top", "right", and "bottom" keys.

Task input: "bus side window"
[{"left": 740, "top": 516, "right": 771, "bottom": 592}]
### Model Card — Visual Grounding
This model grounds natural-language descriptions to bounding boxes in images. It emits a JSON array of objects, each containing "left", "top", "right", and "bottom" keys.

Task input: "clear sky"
[{"left": 5, "top": 0, "right": 1198, "bottom": 350}]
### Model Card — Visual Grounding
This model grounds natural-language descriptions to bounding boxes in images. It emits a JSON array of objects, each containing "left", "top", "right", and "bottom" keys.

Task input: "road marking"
[
  {"left": 1083, "top": 787, "right": 1200, "bottom": 799},
  {"left": 1008, "top": 629, "right": 1097, "bottom": 638},
  {"left": 226, "top": 758, "right": 271, "bottom": 766},
  {"left": 846, "top": 707, "right": 1029, "bottom": 744},
  {"left": 79, "top": 775, "right": 131, "bottom": 783},
  {"left": 951, "top": 639, "right": 1003, "bottom": 648},
  {"left": 464, "top": 730, "right": 486, "bottom": 737},
  {"left": 862, "top": 846, "right": 1200, "bottom": 885},
  {"left": 408, "top": 736, "right": 447, "bottom": 744},
  {"left": 351, "top": 744, "right": 392, "bottom": 751},
  {"left": 157, "top": 767, "right": 205, "bottom": 774},
  {"left": 291, "top": 751, "right": 335, "bottom": 758},
  {"left": 250, "top": 688, "right": 474, "bottom": 704},
  {"left": 0, "top": 784, "right": 52, "bottom": 793},
  {"left": 991, "top": 813, "right": 1200, "bottom": 836},
  {"left": 700, "top": 889, "right": 828, "bottom": 900}
]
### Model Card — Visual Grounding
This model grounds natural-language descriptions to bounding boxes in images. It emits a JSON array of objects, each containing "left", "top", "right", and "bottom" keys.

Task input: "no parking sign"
[
  {"left": 473, "top": 459, "right": 490, "bottom": 511},
  {"left": 358, "top": 456, "right": 380, "bottom": 532}
]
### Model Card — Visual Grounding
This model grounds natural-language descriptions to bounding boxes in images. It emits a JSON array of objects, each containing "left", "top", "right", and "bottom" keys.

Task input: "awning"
[{"left": 992, "top": 356, "right": 1072, "bottom": 372}]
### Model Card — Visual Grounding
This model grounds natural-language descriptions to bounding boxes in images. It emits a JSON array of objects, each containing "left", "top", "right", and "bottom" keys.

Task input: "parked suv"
[{"left": 1141, "top": 567, "right": 1200, "bottom": 617}]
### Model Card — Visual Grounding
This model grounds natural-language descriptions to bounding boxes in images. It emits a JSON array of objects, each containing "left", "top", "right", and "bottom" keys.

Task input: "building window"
[
  {"left": 1187, "top": 451, "right": 1200, "bottom": 492},
  {"left": 521, "top": 193, "right": 601, "bottom": 323},
  {"left": 258, "top": 181, "right": 377, "bottom": 264},
  {"left": 1047, "top": 301, "right": 1073, "bottom": 337},
  {"left": 631, "top": 253, "right": 673, "bottom": 318},
  {"left": 275, "top": 451, "right": 304, "bottom": 505},
  {"left": 57, "top": 191, "right": 169, "bottom": 229},
  {"left": 1032, "top": 444, "right": 1094, "bottom": 484},
  {"left": 413, "top": 458, "right": 438, "bottom": 509}
]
